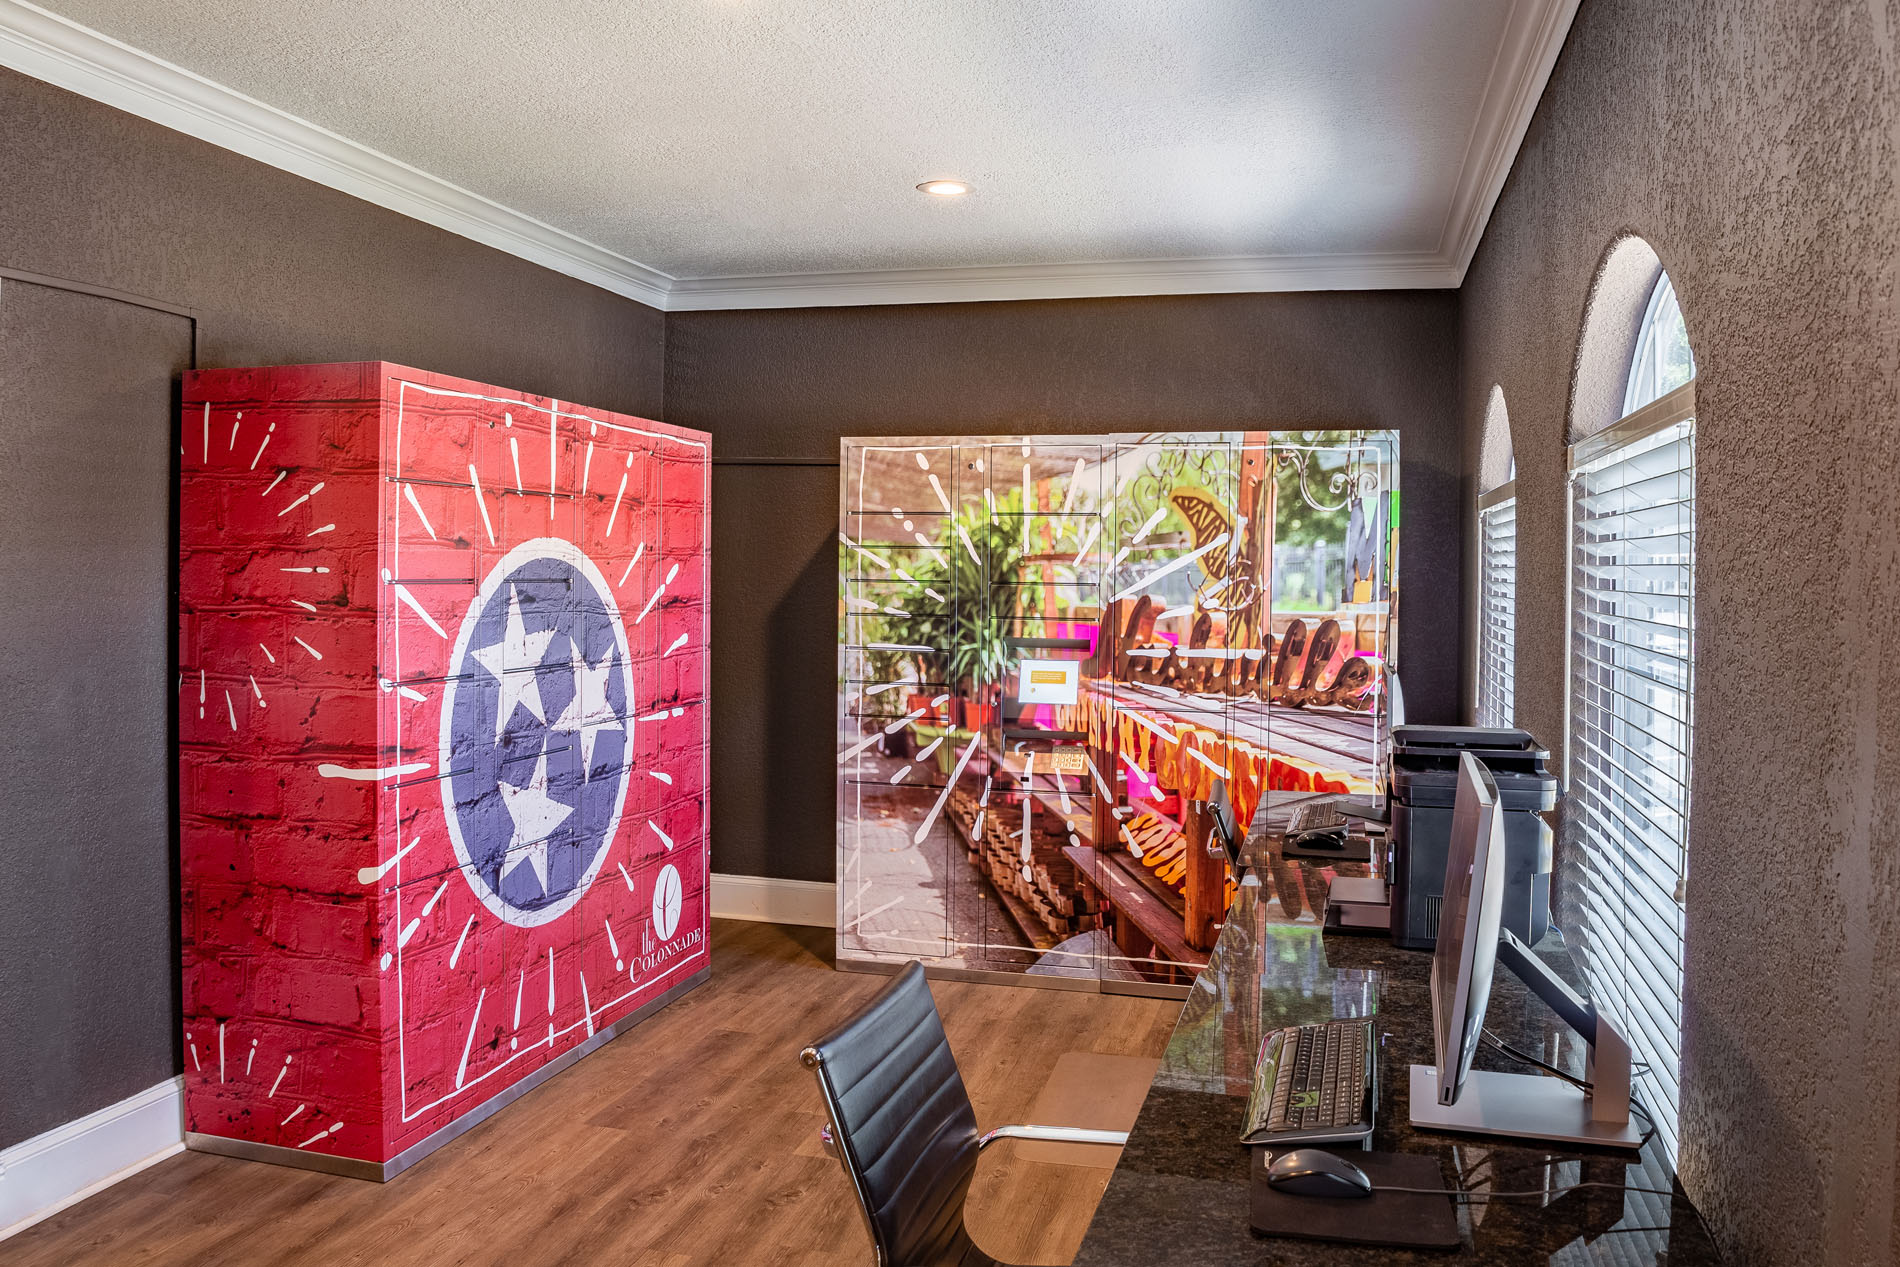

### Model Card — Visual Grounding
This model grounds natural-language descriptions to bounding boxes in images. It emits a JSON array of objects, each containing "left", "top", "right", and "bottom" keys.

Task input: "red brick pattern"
[{"left": 179, "top": 363, "right": 710, "bottom": 1167}]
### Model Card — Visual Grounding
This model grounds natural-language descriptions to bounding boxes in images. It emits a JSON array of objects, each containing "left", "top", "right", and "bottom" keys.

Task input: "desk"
[{"left": 1072, "top": 855, "right": 1724, "bottom": 1265}]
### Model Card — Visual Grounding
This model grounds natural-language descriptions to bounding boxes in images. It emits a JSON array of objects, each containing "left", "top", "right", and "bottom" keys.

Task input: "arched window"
[
  {"left": 1476, "top": 387, "right": 1516, "bottom": 728},
  {"left": 1566, "top": 248, "right": 1696, "bottom": 1162}
]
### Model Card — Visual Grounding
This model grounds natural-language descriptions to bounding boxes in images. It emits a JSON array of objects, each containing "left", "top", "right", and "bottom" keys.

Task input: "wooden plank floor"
[{"left": 4, "top": 920, "right": 1181, "bottom": 1267}]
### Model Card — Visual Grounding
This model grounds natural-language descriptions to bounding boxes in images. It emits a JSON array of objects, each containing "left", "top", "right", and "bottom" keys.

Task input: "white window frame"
[
  {"left": 1476, "top": 479, "right": 1517, "bottom": 729},
  {"left": 1563, "top": 376, "right": 1695, "bottom": 1163}
]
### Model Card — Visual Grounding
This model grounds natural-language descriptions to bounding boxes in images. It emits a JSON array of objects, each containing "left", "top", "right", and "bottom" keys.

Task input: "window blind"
[
  {"left": 1477, "top": 485, "right": 1516, "bottom": 729},
  {"left": 1565, "top": 382, "right": 1695, "bottom": 1162}
]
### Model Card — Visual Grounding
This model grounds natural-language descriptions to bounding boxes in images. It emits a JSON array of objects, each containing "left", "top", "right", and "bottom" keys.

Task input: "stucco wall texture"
[{"left": 1457, "top": 2, "right": 1900, "bottom": 1263}]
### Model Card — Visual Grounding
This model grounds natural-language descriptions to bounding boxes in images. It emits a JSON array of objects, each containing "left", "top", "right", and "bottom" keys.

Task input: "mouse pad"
[{"left": 1250, "top": 1147, "right": 1461, "bottom": 1249}]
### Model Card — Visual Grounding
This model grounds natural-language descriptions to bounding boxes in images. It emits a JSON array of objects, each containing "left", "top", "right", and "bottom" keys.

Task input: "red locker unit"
[{"left": 177, "top": 362, "right": 710, "bottom": 1177}]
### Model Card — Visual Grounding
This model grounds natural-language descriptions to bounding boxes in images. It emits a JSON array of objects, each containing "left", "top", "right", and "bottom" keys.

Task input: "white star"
[
  {"left": 498, "top": 748, "right": 574, "bottom": 896},
  {"left": 550, "top": 646, "right": 623, "bottom": 780},
  {"left": 470, "top": 586, "right": 557, "bottom": 741}
]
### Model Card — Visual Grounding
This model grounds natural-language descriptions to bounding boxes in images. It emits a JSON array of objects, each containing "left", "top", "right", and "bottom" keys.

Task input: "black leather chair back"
[{"left": 802, "top": 962, "right": 983, "bottom": 1267}]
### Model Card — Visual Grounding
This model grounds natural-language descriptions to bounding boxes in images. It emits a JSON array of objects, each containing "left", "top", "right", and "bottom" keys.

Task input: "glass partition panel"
[{"left": 839, "top": 431, "right": 1398, "bottom": 994}]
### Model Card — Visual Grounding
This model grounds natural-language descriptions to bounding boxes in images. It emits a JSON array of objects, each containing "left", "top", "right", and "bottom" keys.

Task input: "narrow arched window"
[
  {"left": 1568, "top": 251, "right": 1696, "bottom": 1162},
  {"left": 1476, "top": 387, "right": 1516, "bottom": 728}
]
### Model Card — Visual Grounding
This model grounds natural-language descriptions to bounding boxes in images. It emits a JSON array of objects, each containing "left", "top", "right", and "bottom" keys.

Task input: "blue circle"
[{"left": 444, "top": 550, "right": 630, "bottom": 921}]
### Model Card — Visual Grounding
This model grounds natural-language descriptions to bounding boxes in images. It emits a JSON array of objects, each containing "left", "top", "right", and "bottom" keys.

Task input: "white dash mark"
[
  {"left": 393, "top": 584, "right": 449, "bottom": 638},
  {"left": 911, "top": 736, "right": 981, "bottom": 844},
  {"left": 258, "top": 643, "right": 276, "bottom": 664},
  {"left": 838, "top": 533, "right": 892, "bottom": 571},
  {"left": 280, "top": 1103, "right": 305, "bottom": 1127},
  {"left": 548, "top": 416, "right": 557, "bottom": 519},
  {"left": 1059, "top": 456, "right": 1086, "bottom": 523},
  {"left": 605, "top": 919, "right": 622, "bottom": 971},
  {"left": 579, "top": 972, "right": 595, "bottom": 1038},
  {"left": 268, "top": 1054, "right": 292, "bottom": 1098},
  {"left": 318, "top": 760, "right": 429, "bottom": 781},
  {"left": 1110, "top": 532, "right": 1230, "bottom": 601},
  {"left": 292, "top": 637, "right": 324, "bottom": 661},
  {"left": 246, "top": 1039, "right": 258, "bottom": 1076},
  {"left": 927, "top": 471, "right": 953, "bottom": 514},
  {"left": 915, "top": 734, "right": 946, "bottom": 762},
  {"left": 306, "top": 524, "right": 334, "bottom": 537},
  {"left": 581, "top": 440, "right": 595, "bottom": 494},
  {"left": 261, "top": 470, "right": 286, "bottom": 497},
  {"left": 883, "top": 708, "right": 926, "bottom": 735},
  {"left": 649, "top": 770, "right": 673, "bottom": 785},
  {"left": 509, "top": 435, "right": 524, "bottom": 493},
  {"left": 197, "top": 669, "right": 205, "bottom": 721},
  {"left": 889, "top": 766, "right": 911, "bottom": 784},
  {"left": 468, "top": 464, "right": 495, "bottom": 544},
  {"left": 915, "top": 452, "right": 930, "bottom": 470},
  {"left": 281, "top": 566, "right": 316, "bottom": 573},
  {"left": 189, "top": 1040, "right": 200, "bottom": 1072},
  {"left": 230, "top": 415, "right": 242, "bottom": 453},
  {"left": 663, "top": 633, "right": 689, "bottom": 656},
  {"left": 1082, "top": 753, "right": 1115, "bottom": 803},
  {"left": 604, "top": 470, "right": 628, "bottom": 536},
  {"left": 649, "top": 821, "right": 674, "bottom": 851},
  {"left": 289, "top": 600, "right": 318, "bottom": 613},
  {"left": 276, "top": 481, "right": 324, "bottom": 518},
  {"left": 359, "top": 838, "right": 420, "bottom": 884},
  {"left": 617, "top": 862, "right": 636, "bottom": 892},
  {"left": 1072, "top": 521, "right": 1101, "bottom": 564},
  {"left": 201, "top": 405, "right": 209, "bottom": 463},
  {"left": 398, "top": 685, "right": 427, "bottom": 703},
  {"left": 403, "top": 483, "right": 436, "bottom": 538},
  {"left": 218, "top": 1023, "right": 226, "bottom": 1082},
  {"left": 618, "top": 543, "right": 645, "bottom": 587},
  {"left": 297, "top": 1122, "right": 344, "bottom": 1150},
  {"left": 397, "top": 881, "right": 449, "bottom": 949},
  {"left": 1132, "top": 505, "right": 1167, "bottom": 543},
  {"left": 512, "top": 970, "right": 525, "bottom": 1048},
  {"left": 546, "top": 948, "right": 556, "bottom": 1016},
  {"left": 956, "top": 522, "right": 982, "bottom": 567},
  {"left": 449, "top": 914, "right": 476, "bottom": 968},
  {"left": 454, "top": 989, "right": 487, "bottom": 1091},
  {"left": 1022, "top": 462, "right": 1032, "bottom": 555},
  {"left": 1186, "top": 747, "right": 1230, "bottom": 780},
  {"left": 249, "top": 422, "right": 275, "bottom": 470},
  {"left": 636, "top": 584, "right": 665, "bottom": 624},
  {"left": 224, "top": 690, "right": 237, "bottom": 730}
]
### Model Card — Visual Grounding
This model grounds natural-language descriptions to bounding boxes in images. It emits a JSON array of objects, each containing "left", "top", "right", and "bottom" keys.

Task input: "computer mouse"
[{"left": 1265, "top": 1148, "right": 1374, "bottom": 1198}]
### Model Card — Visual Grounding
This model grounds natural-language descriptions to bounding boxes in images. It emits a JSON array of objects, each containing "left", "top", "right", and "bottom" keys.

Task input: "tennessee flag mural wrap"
[{"left": 178, "top": 363, "right": 710, "bottom": 1173}]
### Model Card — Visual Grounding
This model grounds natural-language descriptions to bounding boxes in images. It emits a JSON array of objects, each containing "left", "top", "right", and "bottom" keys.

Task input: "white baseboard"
[
  {"left": 0, "top": 1077, "right": 184, "bottom": 1241},
  {"left": 710, "top": 873, "right": 836, "bottom": 928}
]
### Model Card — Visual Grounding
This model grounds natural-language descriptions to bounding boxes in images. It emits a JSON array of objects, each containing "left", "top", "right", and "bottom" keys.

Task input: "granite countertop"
[{"left": 1073, "top": 844, "right": 1724, "bottom": 1266}]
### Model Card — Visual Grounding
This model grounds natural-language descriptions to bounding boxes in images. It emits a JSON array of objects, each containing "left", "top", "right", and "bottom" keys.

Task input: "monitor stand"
[{"left": 1409, "top": 931, "right": 1645, "bottom": 1150}]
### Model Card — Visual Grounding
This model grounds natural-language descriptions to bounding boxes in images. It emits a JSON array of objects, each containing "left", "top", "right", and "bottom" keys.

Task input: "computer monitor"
[
  {"left": 1428, "top": 753, "right": 1505, "bottom": 1105},
  {"left": 1408, "top": 751, "right": 1643, "bottom": 1149}
]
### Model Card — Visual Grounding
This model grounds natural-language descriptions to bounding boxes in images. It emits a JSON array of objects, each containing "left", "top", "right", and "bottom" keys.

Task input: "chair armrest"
[{"left": 976, "top": 1124, "right": 1130, "bottom": 1151}]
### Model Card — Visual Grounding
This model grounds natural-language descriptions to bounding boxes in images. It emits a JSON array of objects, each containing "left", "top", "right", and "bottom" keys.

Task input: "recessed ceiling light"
[{"left": 917, "top": 180, "right": 970, "bottom": 197}]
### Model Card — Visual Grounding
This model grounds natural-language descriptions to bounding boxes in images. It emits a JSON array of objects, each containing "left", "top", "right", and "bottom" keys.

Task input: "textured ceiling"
[{"left": 42, "top": 0, "right": 1520, "bottom": 281}]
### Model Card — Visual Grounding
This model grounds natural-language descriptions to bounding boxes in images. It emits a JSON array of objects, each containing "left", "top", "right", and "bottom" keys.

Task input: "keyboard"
[{"left": 1240, "top": 1018, "right": 1376, "bottom": 1147}]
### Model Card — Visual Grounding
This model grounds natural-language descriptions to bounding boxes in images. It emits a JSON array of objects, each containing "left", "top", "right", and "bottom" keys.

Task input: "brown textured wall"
[
  {"left": 665, "top": 293, "right": 1462, "bottom": 881},
  {"left": 0, "top": 69, "right": 664, "bottom": 414},
  {"left": 0, "top": 67, "right": 663, "bottom": 1146},
  {"left": 1457, "top": 2, "right": 1900, "bottom": 1262}
]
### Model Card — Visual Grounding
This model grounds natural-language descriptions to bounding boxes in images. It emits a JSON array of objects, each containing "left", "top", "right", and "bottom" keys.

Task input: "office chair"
[{"left": 801, "top": 962, "right": 1128, "bottom": 1267}]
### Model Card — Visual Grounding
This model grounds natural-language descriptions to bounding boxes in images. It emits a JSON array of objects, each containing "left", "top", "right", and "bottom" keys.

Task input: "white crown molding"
[
  {"left": 0, "top": 1076, "right": 184, "bottom": 1241},
  {"left": 665, "top": 251, "right": 1461, "bottom": 312},
  {"left": 0, "top": 0, "right": 1575, "bottom": 311},
  {"left": 1435, "top": 0, "right": 1582, "bottom": 280},
  {"left": 0, "top": 0, "right": 673, "bottom": 307}
]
